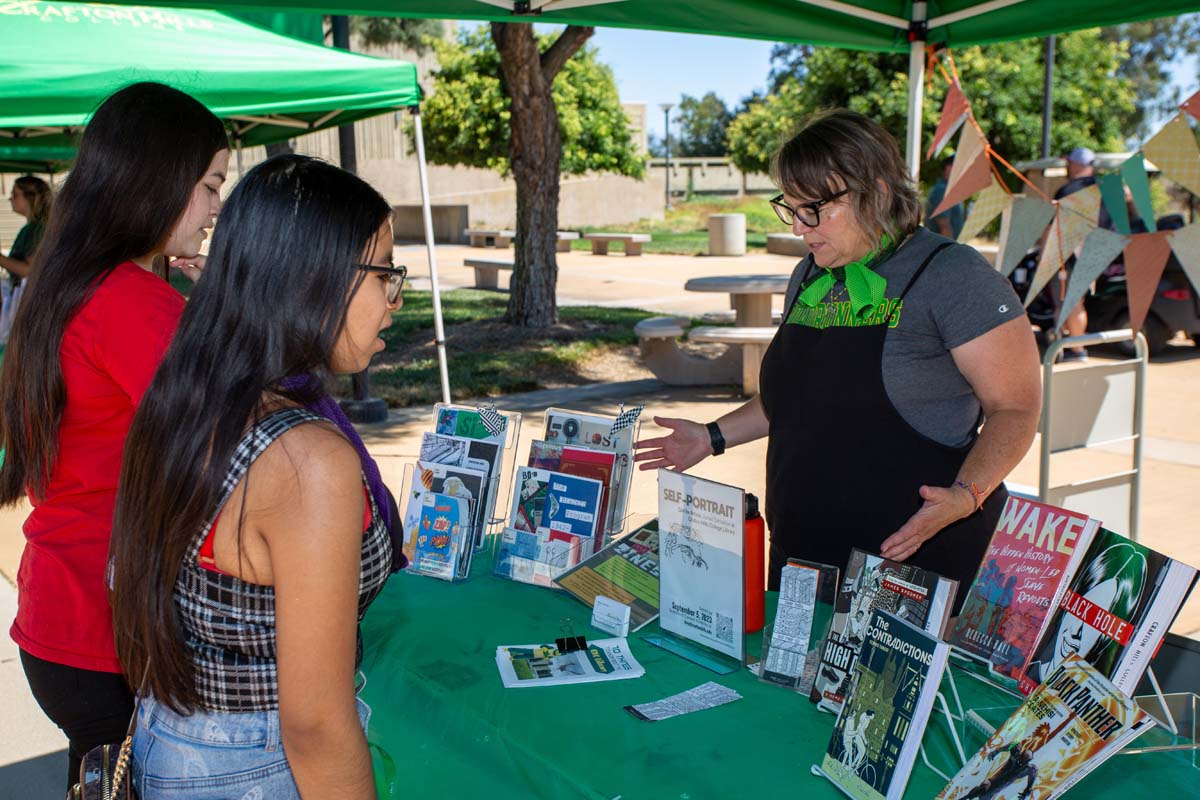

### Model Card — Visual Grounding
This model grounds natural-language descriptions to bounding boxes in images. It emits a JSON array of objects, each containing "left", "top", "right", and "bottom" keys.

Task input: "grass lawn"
[
  {"left": 570, "top": 193, "right": 782, "bottom": 256},
  {"left": 358, "top": 289, "right": 661, "bottom": 407}
]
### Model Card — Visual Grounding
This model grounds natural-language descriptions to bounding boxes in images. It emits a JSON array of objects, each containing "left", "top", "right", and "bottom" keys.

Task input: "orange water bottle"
[{"left": 744, "top": 493, "right": 765, "bottom": 633}]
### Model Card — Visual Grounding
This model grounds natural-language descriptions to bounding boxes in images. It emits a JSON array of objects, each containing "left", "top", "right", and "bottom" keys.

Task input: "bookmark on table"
[{"left": 624, "top": 681, "right": 742, "bottom": 722}]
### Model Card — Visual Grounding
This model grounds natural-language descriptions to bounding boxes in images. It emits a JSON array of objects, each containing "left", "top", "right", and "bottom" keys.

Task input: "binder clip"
[{"left": 556, "top": 619, "right": 588, "bottom": 653}]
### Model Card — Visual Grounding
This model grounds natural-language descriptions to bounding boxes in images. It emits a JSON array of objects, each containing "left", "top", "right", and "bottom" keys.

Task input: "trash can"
[{"left": 708, "top": 213, "right": 746, "bottom": 256}]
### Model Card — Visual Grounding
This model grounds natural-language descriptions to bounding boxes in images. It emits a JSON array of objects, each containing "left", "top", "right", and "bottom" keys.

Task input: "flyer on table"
[{"left": 657, "top": 469, "right": 745, "bottom": 661}]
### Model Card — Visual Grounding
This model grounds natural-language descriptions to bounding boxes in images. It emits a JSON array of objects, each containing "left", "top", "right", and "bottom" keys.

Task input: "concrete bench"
[
  {"left": 688, "top": 326, "right": 778, "bottom": 396},
  {"left": 699, "top": 309, "right": 782, "bottom": 325},
  {"left": 766, "top": 233, "right": 810, "bottom": 258},
  {"left": 464, "top": 229, "right": 516, "bottom": 248},
  {"left": 555, "top": 230, "right": 581, "bottom": 252},
  {"left": 583, "top": 232, "right": 652, "bottom": 256},
  {"left": 633, "top": 316, "right": 741, "bottom": 389},
  {"left": 464, "top": 257, "right": 514, "bottom": 289}
]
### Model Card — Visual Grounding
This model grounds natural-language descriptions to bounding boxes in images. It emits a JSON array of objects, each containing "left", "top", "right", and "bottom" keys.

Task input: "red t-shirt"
[{"left": 11, "top": 261, "right": 184, "bottom": 673}]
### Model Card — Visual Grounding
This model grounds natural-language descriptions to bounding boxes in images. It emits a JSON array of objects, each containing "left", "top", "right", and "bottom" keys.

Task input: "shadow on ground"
[{"left": 0, "top": 749, "right": 65, "bottom": 800}]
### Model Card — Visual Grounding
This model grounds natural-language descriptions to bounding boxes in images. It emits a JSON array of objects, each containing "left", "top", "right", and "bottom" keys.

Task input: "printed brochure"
[{"left": 495, "top": 637, "right": 645, "bottom": 688}]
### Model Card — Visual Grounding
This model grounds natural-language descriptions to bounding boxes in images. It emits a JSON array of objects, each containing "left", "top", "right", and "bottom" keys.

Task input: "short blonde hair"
[{"left": 770, "top": 108, "right": 921, "bottom": 250}]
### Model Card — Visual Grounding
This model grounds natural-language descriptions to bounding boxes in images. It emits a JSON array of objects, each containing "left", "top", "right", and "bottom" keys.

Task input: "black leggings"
[{"left": 19, "top": 649, "right": 134, "bottom": 793}]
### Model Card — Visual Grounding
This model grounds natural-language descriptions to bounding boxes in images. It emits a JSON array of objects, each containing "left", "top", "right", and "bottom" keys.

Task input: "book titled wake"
[
  {"left": 947, "top": 497, "right": 1100, "bottom": 680},
  {"left": 1019, "top": 527, "right": 1198, "bottom": 696},
  {"left": 819, "top": 609, "right": 949, "bottom": 800},
  {"left": 811, "top": 549, "right": 957, "bottom": 714},
  {"left": 937, "top": 655, "right": 1154, "bottom": 800}
]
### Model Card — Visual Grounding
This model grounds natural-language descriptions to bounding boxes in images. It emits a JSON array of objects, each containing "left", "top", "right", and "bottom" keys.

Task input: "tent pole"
[
  {"left": 905, "top": 1, "right": 927, "bottom": 180},
  {"left": 236, "top": 138, "right": 244, "bottom": 176},
  {"left": 410, "top": 107, "right": 451, "bottom": 405}
]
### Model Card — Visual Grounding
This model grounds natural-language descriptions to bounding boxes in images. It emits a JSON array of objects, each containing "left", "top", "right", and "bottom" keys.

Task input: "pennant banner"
[
  {"left": 927, "top": 82, "right": 969, "bottom": 160},
  {"left": 1143, "top": 113, "right": 1200, "bottom": 197},
  {"left": 1183, "top": 89, "right": 1200, "bottom": 122},
  {"left": 1167, "top": 222, "right": 1200, "bottom": 296},
  {"left": 1025, "top": 213, "right": 1065, "bottom": 307},
  {"left": 1098, "top": 173, "right": 1132, "bottom": 235},
  {"left": 996, "top": 196, "right": 1056, "bottom": 277},
  {"left": 934, "top": 123, "right": 992, "bottom": 217},
  {"left": 1056, "top": 227, "right": 1129, "bottom": 329},
  {"left": 1123, "top": 232, "right": 1173, "bottom": 334},
  {"left": 1120, "top": 153, "right": 1157, "bottom": 233},
  {"left": 1057, "top": 184, "right": 1101, "bottom": 258},
  {"left": 957, "top": 179, "right": 1008, "bottom": 243}
]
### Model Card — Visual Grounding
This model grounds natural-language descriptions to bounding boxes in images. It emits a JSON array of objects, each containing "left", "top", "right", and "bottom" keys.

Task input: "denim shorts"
[{"left": 131, "top": 692, "right": 371, "bottom": 799}]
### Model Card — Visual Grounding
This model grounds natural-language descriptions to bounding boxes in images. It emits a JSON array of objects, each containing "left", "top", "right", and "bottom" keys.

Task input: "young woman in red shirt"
[{"left": 0, "top": 82, "right": 228, "bottom": 790}]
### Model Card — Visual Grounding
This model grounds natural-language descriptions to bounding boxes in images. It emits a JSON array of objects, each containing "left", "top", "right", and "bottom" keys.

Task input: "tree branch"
[{"left": 541, "top": 25, "right": 594, "bottom": 81}]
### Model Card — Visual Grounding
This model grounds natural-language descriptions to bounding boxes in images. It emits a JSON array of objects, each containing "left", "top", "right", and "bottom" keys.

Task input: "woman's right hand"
[{"left": 633, "top": 416, "right": 712, "bottom": 472}]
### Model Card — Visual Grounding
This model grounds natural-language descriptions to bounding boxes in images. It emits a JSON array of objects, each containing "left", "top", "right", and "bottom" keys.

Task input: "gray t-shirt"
[{"left": 781, "top": 227, "right": 1024, "bottom": 447}]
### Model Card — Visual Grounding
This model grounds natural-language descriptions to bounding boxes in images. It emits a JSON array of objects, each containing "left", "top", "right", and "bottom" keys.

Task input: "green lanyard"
[{"left": 797, "top": 233, "right": 896, "bottom": 320}]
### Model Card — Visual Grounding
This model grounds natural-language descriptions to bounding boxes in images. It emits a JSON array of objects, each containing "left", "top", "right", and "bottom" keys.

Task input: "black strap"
[{"left": 884, "top": 241, "right": 954, "bottom": 326}]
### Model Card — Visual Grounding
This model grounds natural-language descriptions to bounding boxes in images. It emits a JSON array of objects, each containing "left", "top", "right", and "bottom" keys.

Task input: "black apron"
[{"left": 759, "top": 242, "right": 1006, "bottom": 612}]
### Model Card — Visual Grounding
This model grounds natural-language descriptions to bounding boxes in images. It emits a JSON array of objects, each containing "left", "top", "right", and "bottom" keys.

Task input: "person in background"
[
  {"left": 1053, "top": 147, "right": 1099, "bottom": 362},
  {"left": 110, "top": 155, "right": 404, "bottom": 800},
  {"left": 0, "top": 82, "right": 228, "bottom": 791},
  {"left": 635, "top": 109, "right": 1041, "bottom": 609},
  {"left": 925, "top": 156, "right": 964, "bottom": 240},
  {"left": 0, "top": 176, "right": 53, "bottom": 348}
]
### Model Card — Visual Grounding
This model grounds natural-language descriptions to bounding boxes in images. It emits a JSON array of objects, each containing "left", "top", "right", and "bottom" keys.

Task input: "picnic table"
[{"left": 683, "top": 274, "right": 790, "bottom": 327}]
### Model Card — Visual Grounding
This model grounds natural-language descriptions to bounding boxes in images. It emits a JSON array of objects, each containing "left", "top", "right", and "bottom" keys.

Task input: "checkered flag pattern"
[
  {"left": 478, "top": 405, "right": 507, "bottom": 437},
  {"left": 609, "top": 403, "right": 644, "bottom": 436}
]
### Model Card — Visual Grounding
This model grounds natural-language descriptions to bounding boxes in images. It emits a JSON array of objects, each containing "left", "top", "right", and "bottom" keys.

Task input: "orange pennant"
[
  {"left": 927, "top": 82, "right": 969, "bottom": 160},
  {"left": 933, "top": 124, "right": 992, "bottom": 217},
  {"left": 1183, "top": 89, "right": 1200, "bottom": 122},
  {"left": 1123, "top": 232, "right": 1173, "bottom": 334}
]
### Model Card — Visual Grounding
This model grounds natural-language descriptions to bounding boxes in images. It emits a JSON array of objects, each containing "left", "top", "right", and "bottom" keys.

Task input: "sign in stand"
[{"left": 646, "top": 469, "right": 745, "bottom": 672}]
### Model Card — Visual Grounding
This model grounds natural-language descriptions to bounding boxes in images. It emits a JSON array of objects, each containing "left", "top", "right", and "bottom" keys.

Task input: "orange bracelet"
[{"left": 954, "top": 480, "right": 984, "bottom": 511}]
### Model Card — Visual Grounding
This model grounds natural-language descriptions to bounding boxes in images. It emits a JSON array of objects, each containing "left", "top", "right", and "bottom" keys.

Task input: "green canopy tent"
[
  {"left": 0, "top": 1, "right": 452, "bottom": 401},
  {"left": 74, "top": 0, "right": 1200, "bottom": 176}
]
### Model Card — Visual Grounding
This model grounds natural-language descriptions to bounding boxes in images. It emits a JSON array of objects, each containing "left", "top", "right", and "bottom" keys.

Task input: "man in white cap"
[{"left": 1052, "top": 147, "right": 1099, "bottom": 362}]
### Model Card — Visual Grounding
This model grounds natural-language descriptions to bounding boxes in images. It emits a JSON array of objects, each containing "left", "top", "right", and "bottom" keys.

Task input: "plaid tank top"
[{"left": 174, "top": 407, "right": 394, "bottom": 712}]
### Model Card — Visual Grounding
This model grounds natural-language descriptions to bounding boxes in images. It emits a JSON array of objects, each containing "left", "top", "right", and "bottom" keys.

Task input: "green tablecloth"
[{"left": 360, "top": 550, "right": 1198, "bottom": 800}]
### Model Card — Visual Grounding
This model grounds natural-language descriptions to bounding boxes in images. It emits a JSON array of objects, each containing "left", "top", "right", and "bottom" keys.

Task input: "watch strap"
[{"left": 705, "top": 421, "right": 726, "bottom": 456}]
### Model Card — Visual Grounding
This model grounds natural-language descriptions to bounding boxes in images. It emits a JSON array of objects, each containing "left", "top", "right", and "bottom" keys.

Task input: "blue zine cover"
[
  {"left": 413, "top": 493, "right": 469, "bottom": 579},
  {"left": 543, "top": 471, "right": 603, "bottom": 537}
]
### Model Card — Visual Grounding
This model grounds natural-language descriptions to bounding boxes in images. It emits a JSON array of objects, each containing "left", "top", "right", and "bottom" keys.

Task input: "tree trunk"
[{"left": 491, "top": 22, "right": 593, "bottom": 328}]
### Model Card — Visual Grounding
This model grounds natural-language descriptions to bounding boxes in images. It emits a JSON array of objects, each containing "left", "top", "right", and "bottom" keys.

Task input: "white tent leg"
[
  {"left": 411, "top": 107, "right": 452, "bottom": 405},
  {"left": 236, "top": 139, "right": 244, "bottom": 176},
  {"left": 905, "top": 1, "right": 927, "bottom": 180}
]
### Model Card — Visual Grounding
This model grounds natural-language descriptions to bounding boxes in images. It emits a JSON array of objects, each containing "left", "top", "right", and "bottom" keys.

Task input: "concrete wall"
[{"left": 647, "top": 158, "right": 777, "bottom": 197}]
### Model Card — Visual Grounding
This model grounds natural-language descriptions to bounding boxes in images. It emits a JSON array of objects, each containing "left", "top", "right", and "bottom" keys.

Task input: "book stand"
[{"left": 432, "top": 402, "right": 523, "bottom": 541}]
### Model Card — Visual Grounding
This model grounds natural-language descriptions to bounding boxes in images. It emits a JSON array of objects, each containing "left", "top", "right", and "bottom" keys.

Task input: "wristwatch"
[{"left": 705, "top": 421, "right": 726, "bottom": 456}]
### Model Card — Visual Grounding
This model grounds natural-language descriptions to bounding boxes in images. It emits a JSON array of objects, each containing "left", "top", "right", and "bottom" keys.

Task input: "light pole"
[{"left": 659, "top": 102, "right": 674, "bottom": 211}]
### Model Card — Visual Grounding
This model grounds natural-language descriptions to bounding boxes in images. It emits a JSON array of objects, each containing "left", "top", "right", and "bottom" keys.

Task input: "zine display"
[
  {"left": 948, "top": 497, "right": 1100, "bottom": 681},
  {"left": 495, "top": 638, "right": 644, "bottom": 688},
  {"left": 1019, "top": 526, "right": 1198, "bottom": 696},
  {"left": 418, "top": 432, "right": 495, "bottom": 538},
  {"left": 937, "top": 656, "right": 1154, "bottom": 800},
  {"left": 820, "top": 610, "right": 950, "bottom": 800},
  {"left": 526, "top": 439, "right": 617, "bottom": 547},
  {"left": 409, "top": 493, "right": 471, "bottom": 580},
  {"left": 543, "top": 408, "right": 635, "bottom": 536},
  {"left": 812, "top": 549, "right": 957, "bottom": 714},
  {"left": 761, "top": 559, "right": 839, "bottom": 693},
  {"left": 554, "top": 519, "right": 661, "bottom": 631},
  {"left": 494, "top": 466, "right": 605, "bottom": 587},
  {"left": 401, "top": 461, "right": 486, "bottom": 579},
  {"left": 657, "top": 469, "right": 746, "bottom": 662},
  {"left": 426, "top": 410, "right": 507, "bottom": 548}
]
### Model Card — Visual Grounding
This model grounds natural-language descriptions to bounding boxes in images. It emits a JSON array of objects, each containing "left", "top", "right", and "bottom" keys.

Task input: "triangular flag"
[
  {"left": 996, "top": 195, "right": 1056, "bottom": 277},
  {"left": 1026, "top": 214, "right": 1066, "bottom": 307},
  {"left": 1182, "top": 89, "right": 1200, "bottom": 121},
  {"left": 1057, "top": 184, "right": 1101, "bottom": 258},
  {"left": 927, "top": 82, "right": 969, "bottom": 159},
  {"left": 1120, "top": 153, "right": 1157, "bottom": 233},
  {"left": 957, "top": 179, "right": 1008, "bottom": 243},
  {"left": 1056, "top": 227, "right": 1129, "bottom": 329},
  {"left": 933, "top": 123, "right": 992, "bottom": 217},
  {"left": 1143, "top": 113, "right": 1200, "bottom": 197},
  {"left": 1167, "top": 222, "right": 1200, "bottom": 295},
  {"left": 1123, "top": 232, "right": 1173, "bottom": 333},
  {"left": 1098, "top": 173, "right": 1132, "bottom": 235}
]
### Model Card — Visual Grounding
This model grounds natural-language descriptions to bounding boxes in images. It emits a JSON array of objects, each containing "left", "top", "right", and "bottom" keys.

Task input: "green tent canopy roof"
[
  {"left": 0, "top": 1, "right": 421, "bottom": 165},
  {"left": 47, "top": 0, "right": 1200, "bottom": 52}
]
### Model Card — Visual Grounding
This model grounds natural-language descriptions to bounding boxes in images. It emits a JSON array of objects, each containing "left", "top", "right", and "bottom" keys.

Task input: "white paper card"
[
  {"left": 625, "top": 681, "right": 742, "bottom": 721},
  {"left": 591, "top": 595, "right": 632, "bottom": 638}
]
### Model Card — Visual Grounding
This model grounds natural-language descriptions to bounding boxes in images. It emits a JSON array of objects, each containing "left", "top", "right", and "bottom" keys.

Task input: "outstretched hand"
[
  {"left": 169, "top": 255, "right": 206, "bottom": 283},
  {"left": 633, "top": 416, "right": 712, "bottom": 472},
  {"left": 879, "top": 484, "right": 976, "bottom": 562}
]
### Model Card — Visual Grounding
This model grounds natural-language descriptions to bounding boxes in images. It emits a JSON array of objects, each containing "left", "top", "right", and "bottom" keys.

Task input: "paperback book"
[
  {"left": 409, "top": 492, "right": 471, "bottom": 581},
  {"left": 527, "top": 439, "right": 618, "bottom": 544},
  {"left": 401, "top": 461, "right": 487, "bottom": 577},
  {"left": 494, "top": 466, "right": 604, "bottom": 586},
  {"left": 544, "top": 408, "right": 635, "bottom": 534},
  {"left": 420, "top": 430, "right": 502, "bottom": 548},
  {"left": 553, "top": 519, "right": 661, "bottom": 631},
  {"left": 1019, "top": 526, "right": 1198, "bottom": 695},
  {"left": 937, "top": 655, "right": 1154, "bottom": 800},
  {"left": 495, "top": 637, "right": 644, "bottom": 688},
  {"left": 820, "top": 610, "right": 950, "bottom": 800},
  {"left": 761, "top": 559, "right": 839, "bottom": 693},
  {"left": 811, "top": 549, "right": 957, "bottom": 714},
  {"left": 948, "top": 497, "right": 1100, "bottom": 681}
]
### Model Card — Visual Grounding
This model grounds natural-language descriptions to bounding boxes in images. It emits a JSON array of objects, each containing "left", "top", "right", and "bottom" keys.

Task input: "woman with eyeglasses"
[
  {"left": 635, "top": 109, "right": 1041, "bottom": 606},
  {"left": 109, "top": 154, "right": 405, "bottom": 799},
  {"left": 0, "top": 83, "right": 227, "bottom": 791}
]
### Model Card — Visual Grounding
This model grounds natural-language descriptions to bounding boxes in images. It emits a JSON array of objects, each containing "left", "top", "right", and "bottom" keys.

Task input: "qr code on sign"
[{"left": 715, "top": 613, "right": 733, "bottom": 643}]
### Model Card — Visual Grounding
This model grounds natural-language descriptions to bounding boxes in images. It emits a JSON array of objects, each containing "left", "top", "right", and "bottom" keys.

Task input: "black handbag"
[{"left": 67, "top": 674, "right": 145, "bottom": 800}]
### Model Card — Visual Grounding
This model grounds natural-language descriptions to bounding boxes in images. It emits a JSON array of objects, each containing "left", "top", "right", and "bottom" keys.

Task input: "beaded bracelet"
[{"left": 954, "top": 480, "right": 985, "bottom": 511}]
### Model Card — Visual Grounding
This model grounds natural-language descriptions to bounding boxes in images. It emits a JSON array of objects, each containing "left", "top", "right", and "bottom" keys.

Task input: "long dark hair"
[
  {"left": 110, "top": 154, "right": 392, "bottom": 710},
  {"left": 0, "top": 83, "right": 227, "bottom": 504}
]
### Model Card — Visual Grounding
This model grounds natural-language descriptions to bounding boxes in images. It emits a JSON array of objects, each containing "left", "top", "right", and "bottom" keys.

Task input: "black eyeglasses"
[
  {"left": 357, "top": 264, "right": 408, "bottom": 305},
  {"left": 770, "top": 189, "right": 849, "bottom": 228}
]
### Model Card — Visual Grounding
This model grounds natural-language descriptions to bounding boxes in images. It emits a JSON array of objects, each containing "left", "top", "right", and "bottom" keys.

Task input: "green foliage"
[
  {"left": 421, "top": 27, "right": 644, "bottom": 178},
  {"left": 674, "top": 92, "right": 734, "bottom": 156},
  {"left": 728, "top": 30, "right": 1135, "bottom": 181},
  {"left": 1100, "top": 15, "right": 1200, "bottom": 140},
  {"left": 351, "top": 17, "right": 443, "bottom": 54}
]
